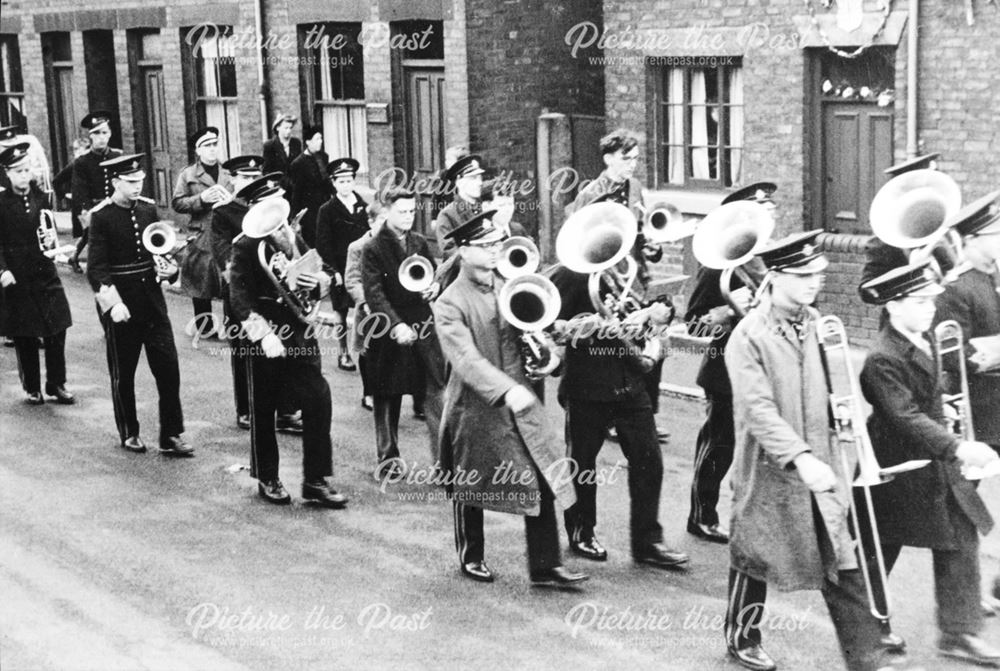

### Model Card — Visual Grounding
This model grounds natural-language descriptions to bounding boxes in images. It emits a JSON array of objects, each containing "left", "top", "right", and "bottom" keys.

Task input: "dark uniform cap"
[
  {"left": 222, "top": 155, "right": 264, "bottom": 176},
  {"left": 444, "top": 210, "right": 504, "bottom": 246},
  {"left": 949, "top": 190, "right": 1000, "bottom": 237},
  {"left": 859, "top": 260, "right": 944, "bottom": 305},
  {"left": 0, "top": 124, "right": 19, "bottom": 144},
  {"left": 328, "top": 157, "right": 360, "bottom": 178},
  {"left": 721, "top": 182, "right": 778, "bottom": 206},
  {"left": 0, "top": 142, "right": 31, "bottom": 169},
  {"left": 271, "top": 113, "right": 298, "bottom": 133},
  {"left": 100, "top": 153, "right": 146, "bottom": 181},
  {"left": 884, "top": 153, "right": 940, "bottom": 177},
  {"left": 235, "top": 172, "right": 284, "bottom": 203},
  {"left": 81, "top": 110, "right": 113, "bottom": 133},
  {"left": 190, "top": 126, "right": 220, "bottom": 150},
  {"left": 756, "top": 230, "right": 828, "bottom": 274},
  {"left": 445, "top": 154, "right": 485, "bottom": 183}
]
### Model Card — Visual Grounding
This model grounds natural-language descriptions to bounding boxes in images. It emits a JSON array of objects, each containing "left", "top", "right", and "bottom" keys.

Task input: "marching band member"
[
  {"left": 435, "top": 154, "right": 484, "bottom": 259},
  {"left": 315, "top": 157, "right": 368, "bottom": 371},
  {"left": 70, "top": 110, "right": 123, "bottom": 273},
  {"left": 286, "top": 125, "right": 332, "bottom": 248},
  {"left": 361, "top": 188, "right": 446, "bottom": 477},
  {"left": 724, "top": 231, "right": 885, "bottom": 671},
  {"left": 228, "top": 192, "right": 347, "bottom": 508},
  {"left": 86, "top": 154, "right": 193, "bottom": 457},
  {"left": 344, "top": 200, "right": 385, "bottom": 411},
  {"left": 171, "top": 126, "right": 230, "bottom": 339},
  {"left": 858, "top": 260, "right": 1000, "bottom": 667},
  {"left": 0, "top": 123, "right": 51, "bottom": 192},
  {"left": 433, "top": 211, "right": 586, "bottom": 587},
  {"left": 683, "top": 183, "right": 776, "bottom": 545},
  {"left": 0, "top": 143, "right": 74, "bottom": 405}
]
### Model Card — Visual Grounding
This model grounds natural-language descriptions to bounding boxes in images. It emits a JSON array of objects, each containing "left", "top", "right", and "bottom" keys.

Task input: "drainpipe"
[
  {"left": 906, "top": 0, "right": 918, "bottom": 159},
  {"left": 255, "top": 0, "right": 269, "bottom": 143}
]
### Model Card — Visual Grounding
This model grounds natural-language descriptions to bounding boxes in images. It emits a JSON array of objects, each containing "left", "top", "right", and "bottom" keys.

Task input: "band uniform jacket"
[
  {"left": 725, "top": 304, "right": 857, "bottom": 591},
  {"left": 435, "top": 197, "right": 480, "bottom": 259},
  {"left": 70, "top": 147, "right": 123, "bottom": 236},
  {"left": 262, "top": 137, "right": 302, "bottom": 192},
  {"left": 0, "top": 185, "right": 72, "bottom": 338},
  {"left": 287, "top": 150, "right": 331, "bottom": 248},
  {"left": 228, "top": 232, "right": 326, "bottom": 356},
  {"left": 434, "top": 271, "right": 575, "bottom": 516},
  {"left": 315, "top": 190, "right": 368, "bottom": 310},
  {"left": 209, "top": 197, "right": 249, "bottom": 277},
  {"left": 860, "top": 325, "right": 994, "bottom": 548},
  {"left": 933, "top": 268, "right": 1000, "bottom": 445},
  {"left": 361, "top": 224, "right": 443, "bottom": 396},
  {"left": 171, "top": 162, "right": 230, "bottom": 300},
  {"left": 87, "top": 199, "right": 171, "bottom": 324},
  {"left": 685, "top": 266, "right": 748, "bottom": 396}
]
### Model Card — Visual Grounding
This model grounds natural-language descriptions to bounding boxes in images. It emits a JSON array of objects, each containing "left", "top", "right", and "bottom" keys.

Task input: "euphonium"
[
  {"left": 37, "top": 208, "right": 76, "bottom": 259},
  {"left": 497, "top": 236, "right": 540, "bottom": 279},
  {"left": 398, "top": 254, "right": 435, "bottom": 293},
  {"left": 691, "top": 200, "right": 775, "bottom": 316},
  {"left": 499, "top": 273, "right": 563, "bottom": 379},
  {"left": 142, "top": 221, "right": 182, "bottom": 277}
]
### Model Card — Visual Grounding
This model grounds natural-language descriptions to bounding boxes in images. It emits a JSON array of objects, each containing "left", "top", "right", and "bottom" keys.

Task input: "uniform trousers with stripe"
[
  {"left": 453, "top": 477, "right": 561, "bottom": 572},
  {"left": 221, "top": 290, "right": 249, "bottom": 417},
  {"left": 245, "top": 345, "right": 332, "bottom": 483},
  {"left": 689, "top": 391, "right": 735, "bottom": 528},
  {"left": 13, "top": 331, "right": 67, "bottom": 393},
  {"left": 562, "top": 397, "right": 663, "bottom": 554},
  {"left": 101, "top": 313, "right": 183, "bottom": 443}
]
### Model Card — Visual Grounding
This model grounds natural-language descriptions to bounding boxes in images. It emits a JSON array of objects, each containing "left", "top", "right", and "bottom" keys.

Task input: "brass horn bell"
[
  {"left": 242, "top": 197, "right": 291, "bottom": 239},
  {"left": 497, "top": 236, "right": 540, "bottom": 279},
  {"left": 869, "top": 169, "right": 961, "bottom": 249},
  {"left": 398, "top": 254, "right": 435, "bottom": 293},
  {"left": 691, "top": 201, "right": 775, "bottom": 271},
  {"left": 642, "top": 201, "right": 696, "bottom": 244},
  {"left": 556, "top": 201, "right": 637, "bottom": 274}
]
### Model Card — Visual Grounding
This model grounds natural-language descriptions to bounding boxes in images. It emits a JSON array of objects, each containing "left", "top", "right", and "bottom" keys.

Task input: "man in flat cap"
[
  {"left": 87, "top": 154, "right": 193, "bottom": 457},
  {"left": 859, "top": 259, "right": 1000, "bottom": 667},
  {"left": 70, "top": 110, "right": 124, "bottom": 272}
]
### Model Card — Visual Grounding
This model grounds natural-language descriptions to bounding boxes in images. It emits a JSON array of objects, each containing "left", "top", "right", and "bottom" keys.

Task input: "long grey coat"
[
  {"left": 725, "top": 304, "right": 856, "bottom": 591},
  {"left": 433, "top": 271, "right": 575, "bottom": 516}
]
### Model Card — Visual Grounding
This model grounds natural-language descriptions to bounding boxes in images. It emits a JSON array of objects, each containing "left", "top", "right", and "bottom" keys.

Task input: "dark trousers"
[
  {"left": 74, "top": 228, "right": 89, "bottom": 257},
  {"left": 245, "top": 348, "right": 332, "bottom": 483},
  {"left": 454, "top": 479, "right": 561, "bottom": 573},
  {"left": 689, "top": 391, "right": 735, "bottom": 527},
  {"left": 358, "top": 354, "right": 371, "bottom": 397},
  {"left": 562, "top": 397, "right": 663, "bottom": 553},
  {"left": 373, "top": 339, "right": 444, "bottom": 465},
  {"left": 725, "top": 568, "right": 886, "bottom": 671},
  {"left": 860, "top": 501, "right": 982, "bottom": 635},
  {"left": 13, "top": 331, "right": 67, "bottom": 393},
  {"left": 373, "top": 395, "right": 403, "bottom": 463},
  {"left": 222, "top": 292, "right": 248, "bottom": 416},
  {"left": 192, "top": 297, "right": 213, "bottom": 336},
  {"left": 644, "top": 358, "right": 664, "bottom": 414},
  {"left": 101, "top": 313, "right": 183, "bottom": 443}
]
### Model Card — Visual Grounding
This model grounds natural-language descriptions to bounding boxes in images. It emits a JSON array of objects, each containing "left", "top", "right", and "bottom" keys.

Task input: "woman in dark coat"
[
  {"left": 0, "top": 143, "right": 74, "bottom": 404},
  {"left": 315, "top": 157, "right": 368, "bottom": 370},
  {"left": 287, "top": 124, "right": 331, "bottom": 249}
]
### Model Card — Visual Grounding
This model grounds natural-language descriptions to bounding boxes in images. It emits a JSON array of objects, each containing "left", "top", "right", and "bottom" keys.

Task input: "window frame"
[
  {"left": 180, "top": 24, "right": 241, "bottom": 161},
  {"left": 0, "top": 34, "right": 25, "bottom": 129}
]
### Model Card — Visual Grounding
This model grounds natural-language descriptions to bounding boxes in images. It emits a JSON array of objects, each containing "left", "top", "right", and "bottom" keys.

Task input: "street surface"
[{"left": 4, "top": 260, "right": 1000, "bottom": 670}]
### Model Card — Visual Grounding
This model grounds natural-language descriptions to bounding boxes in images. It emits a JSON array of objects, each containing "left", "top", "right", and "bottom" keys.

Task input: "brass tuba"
[
  {"left": 497, "top": 236, "right": 540, "bottom": 279},
  {"left": 691, "top": 200, "right": 775, "bottom": 316},
  {"left": 499, "top": 273, "right": 563, "bottom": 379},
  {"left": 398, "top": 254, "right": 435, "bottom": 293},
  {"left": 141, "top": 221, "right": 183, "bottom": 278}
]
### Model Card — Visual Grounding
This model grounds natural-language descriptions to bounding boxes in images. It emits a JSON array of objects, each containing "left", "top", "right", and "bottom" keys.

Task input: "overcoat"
[
  {"left": 343, "top": 229, "right": 374, "bottom": 357},
  {"left": 725, "top": 303, "right": 856, "bottom": 591},
  {"left": 933, "top": 268, "right": 1000, "bottom": 444},
  {"left": 262, "top": 137, "right": 302, "bottom": 188},
  {"left": 361, "top": 224, "right": 444, "bottom": 396},
  {"left": 287, "top": 150, "right": 331, "bottom": 248},
  {"left": 171, "top": 162, "right": 231, "bottom": 300},
  {"left": 0, "top": 185, "right": 72, "bottom": 337},
  {"left": 860, "top": 325, "right": 994, "bottom": 548},
  {"left": 315, "top": 190, "right": 368, "bottom": 310},
  {"left": 433, "top": 271, "right": 575, "bottom": 515}
]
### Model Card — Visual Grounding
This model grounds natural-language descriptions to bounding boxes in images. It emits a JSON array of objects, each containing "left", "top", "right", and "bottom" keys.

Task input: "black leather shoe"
[
  {"left": 880, "top": 630, "right": 906, "bottom": 654},
  {"left": 276, "top": 412, "right": 303, "bottom": 434},
  {"left": 569, "top": 536, "right": 608, "bottom": 561},
  {"left": 69, "top": 254, "right": 83, "bottom": 273},
  {"left": 634, "top": 542, "right": 689, "bottom": 569},
  {"left": 361, "top": 396, "right": 373, "bottom": 411},
  {"left": 44, "top": 383, "right": 76, "bottom": 405},
  {"left": 24, "top": 391, "right": 44, "bottom": 405},
  {"left": 122, "top": 435, "right": 147, "bottom": 453},
  {"left": 938, "top": 633, "right": 1000, "bottom": 666},
  {"left": 301, "top": 480, "right": 348, "bottom": 508},
  {"left": 728, "top": 644, "right": 777, "bottom": 671},
  {"left": 530, "top": 566, "right": 589, "bottom": 588},
  {"left": 258, "top": 479, "right": 291, "bottom": 505},
  {"left": 338, "top": 354, "right": 356, "bottom": 371},
  {"left": 461, "top": 561, "right": 495, "bottom": 583},
  {"left": 687, "top": 522, "right": 729, "bottom": 544},
  {"left": 159, "top": 435, "right": 195, "bottom": 457},
  {"left": 236, "top": 414, "right": 251, "bottom": 430}
]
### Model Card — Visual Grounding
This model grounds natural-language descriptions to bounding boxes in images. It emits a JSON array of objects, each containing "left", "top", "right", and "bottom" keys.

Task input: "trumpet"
[
  {"left": 935, "top": 319, "right": 975, "bottom": 441},
  {"left": 497, "top": 236, "right": 540, "bottom": 279},
  {"left": 142, "top": 221, "right": 183, "bottom": 278},
  {"left": 37, "top": 208, "right": 76, "bottom": 259},
  {"left": 691, "top": 200, "right": 775, "bottom": 316},
  {"left": 498, "top": 273, "right": 562, "bottom": 379},
  {"left": 399, "top": 254, "right": 435, "bottom": 293}
]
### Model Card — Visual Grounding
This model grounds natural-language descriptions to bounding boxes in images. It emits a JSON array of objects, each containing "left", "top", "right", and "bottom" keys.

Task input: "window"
[
  {"left": 299, "top": 23, "right": 367, "bottom": 179},
  {"left": 182, "top": 25, "right": 240, "bottom": 159},
  {"left": 656, "top": 59, "right": 743, "bottom": 188},
  {"left": 0, "top": 35, "right": 24, "bottom": 128}
]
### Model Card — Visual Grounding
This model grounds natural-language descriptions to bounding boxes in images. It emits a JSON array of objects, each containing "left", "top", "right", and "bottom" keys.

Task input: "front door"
[
  {"left": 404, "top": 67, "right": 445, "bottom": 236},
  {"left": 129, "top": 31, "right": 171, "bottom": 207}
]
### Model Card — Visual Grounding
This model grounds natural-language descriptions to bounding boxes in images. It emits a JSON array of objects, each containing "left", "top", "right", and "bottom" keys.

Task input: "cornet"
[
  {"left": 498, "top": 273, "right": 562, "bottom": 379},
  {"left": 142, "top": 221, "right": 183, "bottom": 278},
  {"left": 399, "top": 254, "right": 435, "bottom": 293},
  {"left": 37, "top": 208, "right": 76, "bottom": 259},
  {"left": 639, "top": 199, "right": 697, "bottom": 245},
  {"left": 496, "top": 236, "right": 540, "bottom": 279}
]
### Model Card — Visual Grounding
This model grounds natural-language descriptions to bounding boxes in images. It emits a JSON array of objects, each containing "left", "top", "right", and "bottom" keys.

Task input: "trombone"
[{"left": 935, "top": 319, "right": 975, "bottom": 441}]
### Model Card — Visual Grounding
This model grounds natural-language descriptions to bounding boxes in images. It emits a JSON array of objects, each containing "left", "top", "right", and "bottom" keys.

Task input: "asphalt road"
[{"left": 4, "top": 262, "right": 1000, "bottom": 671}]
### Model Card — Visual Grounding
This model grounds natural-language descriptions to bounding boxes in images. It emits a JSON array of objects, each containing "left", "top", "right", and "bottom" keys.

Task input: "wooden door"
[
  {"left": 139, "top": 66, "right": 170, "bottom": 205},
  {"left": 404, "top": 67, "right": 445, "bottom": 235}
]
